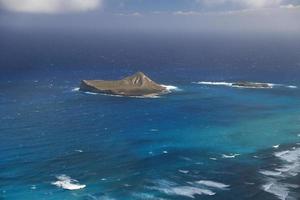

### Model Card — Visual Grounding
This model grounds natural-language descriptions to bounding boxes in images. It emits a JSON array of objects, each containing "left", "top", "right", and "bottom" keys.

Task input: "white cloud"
[
  {"left": 200, "top": 0, "right": 293, "bottom": 9},
  {"left": 117, "top": 12, "right": 143, "bottom": 17},
  {"left": 0, "top": 0, "right": 102, "bottom": 14}
]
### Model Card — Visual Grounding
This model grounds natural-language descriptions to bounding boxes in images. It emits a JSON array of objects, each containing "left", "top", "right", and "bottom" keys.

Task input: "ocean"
[{"left": 0, "top": 32, "right": 300, "bottom": 200}]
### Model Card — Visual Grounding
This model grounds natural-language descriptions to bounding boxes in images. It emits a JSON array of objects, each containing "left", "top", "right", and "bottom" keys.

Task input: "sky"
[{"left": 0, "top": 0, "right": 300, "bottom": 34}]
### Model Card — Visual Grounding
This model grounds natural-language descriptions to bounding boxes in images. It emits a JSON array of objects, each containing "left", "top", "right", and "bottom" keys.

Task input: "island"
[
  {"left": 80, "top": 72, "right": 168, "bottom": 97},
  {"left": 231, "top": 81, "right": 272, "bottom": 89}
]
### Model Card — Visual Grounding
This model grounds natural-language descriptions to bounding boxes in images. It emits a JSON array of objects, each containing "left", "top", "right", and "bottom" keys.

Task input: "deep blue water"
[{"left": 1, "top": 33, "right": 300, "bottom": 200}]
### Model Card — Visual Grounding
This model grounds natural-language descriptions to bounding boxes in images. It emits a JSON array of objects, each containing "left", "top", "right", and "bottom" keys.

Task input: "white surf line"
[{"left": 161, "top": 84, "right": 181, "bottom": 91}]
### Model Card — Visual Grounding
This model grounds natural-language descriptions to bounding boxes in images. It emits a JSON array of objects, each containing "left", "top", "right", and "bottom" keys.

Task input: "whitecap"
[
  {"left": 52, "top": 175, "right": 86, "bottom": 190},
  {"left": 262, "top": 180, "right": 291, "bottom": 200},
  {"left": 30, "top": 185, "right": 37, "bottom": 190},
  {"left": 72, "top": 87, "right": 80, "bottom": 92},
  {"left": 148, "top": 179, "right": 232, "bottom": 198},
  {"left": 273, "top": 145, "right": 280, "bottom": 149},
  {"left": 209, "top": 157, "right": 217, "bottom": 160},
  {"left": 259, "top": 170, "right": 282, "bottom": 177},
  {"left": 153, "top": 185, "right": 215, "bottom": 198},
  {"left": 287, "top": 85, "right": 297, "bottom": 89},
  {"left": 196, "top": 180, "right": 229, "bottom": 189},
  {"left": 260, "top": 147, "right": 300, "bottom": 200},
  {"left": 178, "top": 170, "right": 189, "bottom": 174},
  {"left": 222, "top": 153, "right": 240, "bottom": 159}
]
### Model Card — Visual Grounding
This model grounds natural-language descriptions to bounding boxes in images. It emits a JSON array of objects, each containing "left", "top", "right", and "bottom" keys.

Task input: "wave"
[
  {"left": 196, "top": 180, "right": 230, "bottom": 189},
  {"left": 148, "top": 179, "right": 230, "bottom": 198},
  {"left": 222, "top": 153, "right": 240, "bottom": 159},
  {"left": 260, "top": 147, "right": 300, "bottom": 200},
  {"left": 152, "top": 185, "right": 215, "bottom": 198},
  {"left": 51, "top": 175, "right": 86, "bottom": 190},
  {"left": 178, "top": 170, "right": 189, "bottom": 174},
  {"left": 161, "top": 84, "right": 181, "bottom": 91},
  {"left": 195, "top": 81, "right": 233, "bottom": 87},
  {"left": 194, "top": 81, "right": 297, "bottom": 89},
  {"left": 71, "top": 87, "right": 80, "bottom": 92}
]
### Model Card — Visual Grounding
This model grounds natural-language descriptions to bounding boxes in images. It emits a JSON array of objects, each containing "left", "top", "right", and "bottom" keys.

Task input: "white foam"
[
  {"left": 259, "top": 170, "right": 282, "bottom": 177},
  {"left": 161, "top": 85, "right": 181, "bottom": 91},
  {"left": 148, "top": 179, "right": 231, "bottom": 198},
  {"left": 273, "top": 145, "right": 280, "bottom": 149},
  {"left": 84, "top": 91, "right": 98, "bottom": 95},
  {"left": 72, "top": 87, "right": 80, "bottom": 92},
  {"left": 262, "top": 180, "right": 290, "bottom": 200},
  {"left": 260, "top": 147, "right": 300, "bottom": 200},
  {"left": 196, "top": 180, "right": 229, "bottom": 189},
  {"left": 275, "top": 149, "right": 300, "bottom": 163},
  {"left": 178, "top": 170, "right": 189, "bottom": 174},
  {"left": 52, "top": 175, "right": 86, "bottom": 190},
  {"left": 287, "top": 85, "right": 298, "bottom": 89},
  {"left": 154, "top": 185, "right": 215, "bottom": 198},
  {"left": 195, "top": 81, "right": 233, "bottom": 87},
  {"left": 222, "top": 154, "right": 240, "bottom": 159}
]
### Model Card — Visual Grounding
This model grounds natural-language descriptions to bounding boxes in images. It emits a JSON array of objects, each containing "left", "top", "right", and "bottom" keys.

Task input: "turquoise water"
[{"left": 1, "top": 68, "right": 300, "bottom": 200}]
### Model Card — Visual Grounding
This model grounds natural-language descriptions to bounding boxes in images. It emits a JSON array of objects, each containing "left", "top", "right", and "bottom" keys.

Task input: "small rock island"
[
  {"left": 80, "top": 72, "right": 168, "bottom": 97},
  {"left": 232, "top": 81, "right": 272, "bottom": 89}
]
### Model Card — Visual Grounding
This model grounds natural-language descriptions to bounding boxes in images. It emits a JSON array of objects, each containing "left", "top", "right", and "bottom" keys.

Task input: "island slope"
[{"left": 80, "top": 72, "right": 168, "bottom": 97}]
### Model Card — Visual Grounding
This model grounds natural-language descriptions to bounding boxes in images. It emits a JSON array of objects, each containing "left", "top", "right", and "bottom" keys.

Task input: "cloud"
[
  {"left": 0, "top": 0, "right": 102, "bottom": 14},
  {"left": 116, "top": 12, "right": 143, "bottom": 17},
  {"left": 198, "top": 0, "right": 296, "bottom": 9}
]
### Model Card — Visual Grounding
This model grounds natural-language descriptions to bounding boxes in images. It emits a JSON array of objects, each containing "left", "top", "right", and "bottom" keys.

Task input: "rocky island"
[
  {"left": 231, "top": 81, "right": 272, "bottom": 89},
  {"left": 80, "top": 72, "right": 168, "bottom": 97}
]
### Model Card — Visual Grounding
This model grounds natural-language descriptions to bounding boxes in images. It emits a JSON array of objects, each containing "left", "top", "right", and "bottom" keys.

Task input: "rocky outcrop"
[
  {"left": 231, "top": 81, "right": 272, "bottom": 89},
  {"left": 80, "top": 72, "right": 168, "bottom": 96}
]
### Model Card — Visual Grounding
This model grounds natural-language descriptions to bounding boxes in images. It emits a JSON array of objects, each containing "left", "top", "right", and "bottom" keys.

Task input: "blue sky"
[{"left": 0, "top": 0, "right": 299, "bottom": 34}]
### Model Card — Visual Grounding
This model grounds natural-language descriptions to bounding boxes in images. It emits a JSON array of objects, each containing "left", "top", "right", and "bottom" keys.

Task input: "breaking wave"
[
  {"left": 51, "top": 175, "right": 86, "bottom": 190},
  {"left": 260, "top": 146, "right": 300, "bottom": 200},
  {"left": 147, "top": 179, "right": 229, "bottom": 198},
  {"left": 71, "top": 84, "right": 179, "bottom": 99}
]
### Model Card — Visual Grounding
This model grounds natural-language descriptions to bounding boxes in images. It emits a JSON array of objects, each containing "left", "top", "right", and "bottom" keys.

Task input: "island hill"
[
  {"left": 80, "top": 72, "right": 169, "bottom": 97},
  {"left": 231, "top": 81, "right": 272, "bottom": 89}
]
